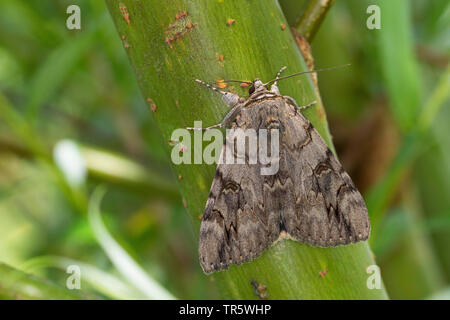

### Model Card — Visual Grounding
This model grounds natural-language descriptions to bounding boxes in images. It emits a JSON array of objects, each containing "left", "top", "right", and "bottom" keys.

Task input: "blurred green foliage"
[{"left": 0, "top": 0, "right": 448, "bottom": 299}]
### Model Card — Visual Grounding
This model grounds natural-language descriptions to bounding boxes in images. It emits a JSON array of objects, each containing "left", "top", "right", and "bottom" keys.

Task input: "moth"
[{"left": 189, "top": 66, "right": 370, "bottom": 274}]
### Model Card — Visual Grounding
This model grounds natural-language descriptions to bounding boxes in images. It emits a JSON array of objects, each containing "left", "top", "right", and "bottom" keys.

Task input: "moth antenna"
[
  {"left": 264, "top": 64, "right": 351, "bottom": 86},
  {"left": 195, "top": 79, "right": 226, "bottom": 95},
  {"left": 195, "top": 79, "right": 242, "bottom": 107},
  {"left": 222, "top": 79, "right": 253, "bottom": 84},
  {"left": 273, "top": 66, "right": 287, "bottom": 87}
]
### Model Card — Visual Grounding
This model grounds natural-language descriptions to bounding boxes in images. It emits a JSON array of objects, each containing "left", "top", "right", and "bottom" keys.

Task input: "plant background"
[{"left": 0, "top": 0, "right": 449, "bottom": 299}]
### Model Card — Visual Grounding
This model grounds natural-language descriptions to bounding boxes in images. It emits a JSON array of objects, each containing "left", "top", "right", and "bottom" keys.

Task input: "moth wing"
[
  {"left": 199, "top": 98, "right": 370, "bottom": 274},
  {"left": 199, "top": 108, "right": 286, "bottom": 273},
  {"left": 279, "top": 100, "right": 370, "bottom": 246},
  {"left": 199, "top": 140, "right": 281, "bottom": 274}
]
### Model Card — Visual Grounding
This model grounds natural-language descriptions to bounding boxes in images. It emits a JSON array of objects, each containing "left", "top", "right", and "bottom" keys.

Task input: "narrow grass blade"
[
  {"left": 88, "top": 186, "right": 175, "bottom": 300},
  {"left": 21, "top": 256, "right": 146, "bottom": 300}
]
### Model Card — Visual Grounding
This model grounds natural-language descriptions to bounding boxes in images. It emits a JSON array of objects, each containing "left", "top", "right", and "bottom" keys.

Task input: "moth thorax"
[{"left": 271, "top": 84, "right": 280, "bottom": 95}]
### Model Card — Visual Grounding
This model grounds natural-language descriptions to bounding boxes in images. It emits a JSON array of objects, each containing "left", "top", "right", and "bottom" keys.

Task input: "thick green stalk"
[{"left": 106, "top": 0, "right": 387, "bottom": 299}]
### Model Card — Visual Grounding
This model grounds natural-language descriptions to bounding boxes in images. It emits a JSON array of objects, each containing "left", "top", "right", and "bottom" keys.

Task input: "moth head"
[{"left": 249, "top": 78, "right": 268, "bottom": 95}]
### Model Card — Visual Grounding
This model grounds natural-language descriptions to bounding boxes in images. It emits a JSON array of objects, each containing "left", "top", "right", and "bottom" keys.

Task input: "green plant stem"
[
  {"left": 106, "top": 0, "right": 387, "bottom": 299},
  {"left": 294, "top": 0, "right": 335, "bottom": 41},
  {"left": 0, "top": 263, "right": 89, "bottom": 300},
  {"left": 278, "top": 0, "right": 308, "bottom": 26}
]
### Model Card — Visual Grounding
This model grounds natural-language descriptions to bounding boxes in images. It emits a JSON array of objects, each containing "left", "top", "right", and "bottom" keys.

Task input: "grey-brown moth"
[{"left": 190, "top": 67, "right": 370, "bottom": 274}]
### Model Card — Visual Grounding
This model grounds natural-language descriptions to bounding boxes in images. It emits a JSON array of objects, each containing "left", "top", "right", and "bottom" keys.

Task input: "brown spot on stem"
[
  {"left": 292, "top": 30, "right": 317, "bottom": 84},
  {"left": 316, "top": 105, "right": 326, "bottom": 120},
  {"left": 251, "top": 280, "right": 268, "bottom": 300},
  {"left": 281, "top": 24, "right": 286, "bottom": 30},
  {"left": 165, "top": 11, "right": 195, "bottom": 47},
  {"left": 226, "top": 18, "right": 235, "bottom": 26},
  {"left": 216, "top": 79, "right": 227, "bottom": 88},
  {"left": 119, "top": 4, "right": 130, "bottom": 25},
  {"left": 121, "top": 35, "right": 130, "bottom": 49},
  {"left": 319, "top": 269, "right": 329, "bottom": 278},
  {"left": 176, "top": 11, "right": 188, "bottom": 20},
  {"left": 147, "top": 98, "right": 157, "bottom": 113},
  {"left": 174, "top": 31, "right": 182, "bottom": 39}
]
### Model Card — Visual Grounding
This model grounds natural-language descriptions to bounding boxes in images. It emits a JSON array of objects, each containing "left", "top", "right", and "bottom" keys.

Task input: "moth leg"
[
  {"left": 270, "top": 66, "right": 287, "bottom": 94},
  {"left": 187, "top": 123, "right": 223, "bottom": 131},
  {"left": 298, "top": 100, "right": 317, "bottom": 111},
  {"left": 195, "top": 79, "right": 243, "bottom": 107},
  {"left": 187, "top": 103, "right": 244, "bottom": 131},
  {"left": 283, "top": 95, "right": 316, "bottom": 111},
  {"left": 220, "top": 102, "right": 244, "bottom": 127}
]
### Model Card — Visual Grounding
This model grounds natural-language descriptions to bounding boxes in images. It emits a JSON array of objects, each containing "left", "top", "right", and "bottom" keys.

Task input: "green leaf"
[{"left": 376, "top": 0, "right": 423, "bottom": 131}]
